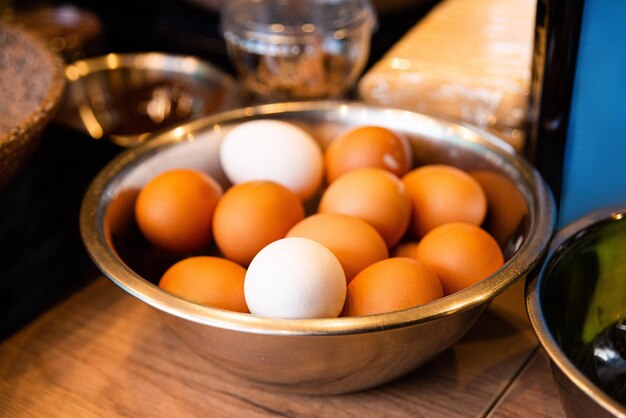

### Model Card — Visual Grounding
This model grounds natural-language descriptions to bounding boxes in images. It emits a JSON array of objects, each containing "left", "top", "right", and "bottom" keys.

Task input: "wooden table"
[{"left": 0, "top": 276, "right": 565, "bottom": 417}]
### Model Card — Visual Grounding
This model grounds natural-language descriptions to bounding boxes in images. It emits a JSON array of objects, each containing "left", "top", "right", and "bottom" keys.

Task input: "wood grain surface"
[
  {"left": 0, "top": 277, "right": 563, "bottom": 417},
  {"left": 488, "top": 349, "right": 566, "bottom": 418}
]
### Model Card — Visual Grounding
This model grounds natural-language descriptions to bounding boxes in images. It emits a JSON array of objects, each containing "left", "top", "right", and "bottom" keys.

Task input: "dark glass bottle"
[
  {"left": 525, "top": 0, "right": 626, "bottom": 227},
  {"left": 524, "top": 0, "right": 585, "bottom": 203}
]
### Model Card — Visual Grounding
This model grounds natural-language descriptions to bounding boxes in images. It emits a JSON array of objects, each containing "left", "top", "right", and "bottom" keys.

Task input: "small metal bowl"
[
  {"left": 527, "top": 207, "right": 626, "bottom": 417},
  {"left": 55, "top": 52, "right": 243, "bottom": 147},
  {"left": 0, "top": 22, "right": 66, "bottom": 188},
  {"left": 81, "top": 101, "right": 555, "bottom": 394}
]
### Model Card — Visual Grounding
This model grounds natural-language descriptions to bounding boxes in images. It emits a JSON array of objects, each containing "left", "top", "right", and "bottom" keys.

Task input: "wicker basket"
[{"left": 0, "top": 22, "right": 66, "bottom": 188}]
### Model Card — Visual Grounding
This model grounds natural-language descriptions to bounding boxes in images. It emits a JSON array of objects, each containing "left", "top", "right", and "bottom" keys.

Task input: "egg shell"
[
  {"left": 324, "top": 125, "right": 413, "bottom": 183},
  {"left": 402, "top": 164, "right": 487, "bottom": 238},
  {"left": 244, "top": 237, "right": 346, "bottom": 319},
  {"left": 134, "top": 169, "right": 222, "bottom": 253},
  {"left": 212, "top": 181, "right": 305, "bottom": 266},
  {"left": 392, "top": 241, "right": 420, "bottom": 259},
  {"left": 286, "top": 213, "right": 389, "bottom": 283},
  {"left": 219, "top": 120, "right": 324, "bottom": 200},
  {"left": 159, "top": 256, "right": 248, "bottom": 313},
  {"left": 415, "top": 222, "right": 504, "bottom": 295},
  {"left": 469, "top": 170, "right": 529, "bottom": 247},
  {"left": 343, "top": 257, "right": 443, "bottom": 317},
  {"left": 318, "top": 168, "right": 411, "bottom": 247}
]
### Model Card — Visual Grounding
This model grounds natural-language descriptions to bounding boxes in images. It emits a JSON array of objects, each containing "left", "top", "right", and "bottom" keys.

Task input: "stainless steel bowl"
[
  {"left": 527, "top": 207, "right": 626, "bottom": 417},
  {"left": 55, "top": 52, "right": 243, "bottom": 147},
  {"left": 81, "top": 101, "right": 555, "bottom": 394}
]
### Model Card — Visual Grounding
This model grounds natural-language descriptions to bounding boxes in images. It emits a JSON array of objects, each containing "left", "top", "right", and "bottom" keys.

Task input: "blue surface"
[{"left": 559, "top": 0, "right": 626, "bottom": 226}]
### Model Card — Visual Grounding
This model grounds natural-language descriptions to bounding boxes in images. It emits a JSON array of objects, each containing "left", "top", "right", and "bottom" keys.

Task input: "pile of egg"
[{"left": 134, "top": 120, "right": 505, "bottom": 319}]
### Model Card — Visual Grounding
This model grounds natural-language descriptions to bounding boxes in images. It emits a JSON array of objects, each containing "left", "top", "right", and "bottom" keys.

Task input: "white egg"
[
  {"left": 244, "top": 237, "right": 346, "bottom": 319},
  {"left": 219, "top": 120, "right": 323, "bottom": 200}
]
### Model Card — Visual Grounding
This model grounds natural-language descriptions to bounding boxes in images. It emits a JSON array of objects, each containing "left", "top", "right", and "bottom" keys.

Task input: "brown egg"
[
  {"left": 212, "top": 181, "right": 305, "bottom": 266},
  {"left": 135, "top": 169, "right": 222, "bottom": 253},
  {"left": 470, "top": 170, "right": 529, "bottom": 247},
  {"left": 342, "top": 257, "right": 443, "bottom": 317},
  {"left": 287, "top": 213, "right": 389, "bottom": 283},
  {"left": 104, "top": 188, "right": 139, "bottom": 250},
  {"left": 402, "top": 164, "right": 487, "bottom": 237},
  {"left": 324, "top": 126, "right": 413, "bottom": 183},
  {"left": 415, "top": 222, "right": 504, "bottom": 295},
  {"left": 392, "top": 241, "right": 420, "bottom": 259},
  {"left": 159, "top": 256, "right": 248, "bottom": 312},
  {"left": 318, "top": 168, "right": 411, "bottom": 247}
]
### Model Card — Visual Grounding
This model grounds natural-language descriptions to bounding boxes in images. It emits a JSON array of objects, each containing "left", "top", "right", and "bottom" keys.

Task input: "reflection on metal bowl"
[
  {"left": 80, "top": 101, "right": 555, "bottom": 394},
  {"left": 527, "top": 206, "right": 626, "bottom": 417},
  {"left": 55, "top": 52, "right": 243, "bottom": 147}
]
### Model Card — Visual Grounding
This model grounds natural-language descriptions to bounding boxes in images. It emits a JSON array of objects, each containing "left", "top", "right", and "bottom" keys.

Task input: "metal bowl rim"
[
  {"left": 527, "top": 205, "right": 626, "bottom": 417},
  {"left": 81, "top": 100, "right": 556, "bottom": 337}
]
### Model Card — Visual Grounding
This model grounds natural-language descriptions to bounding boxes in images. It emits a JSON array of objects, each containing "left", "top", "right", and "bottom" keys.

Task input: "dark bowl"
[{"left": 527, "top": 206, "right": 626, "bottom": 417}]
